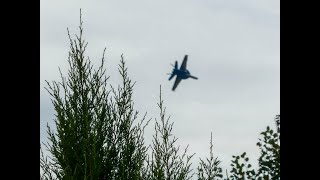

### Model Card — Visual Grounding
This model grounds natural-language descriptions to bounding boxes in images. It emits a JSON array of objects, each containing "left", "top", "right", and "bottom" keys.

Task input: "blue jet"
[{"left": 168, "top": 55, "right": 198, "bottom": 91}]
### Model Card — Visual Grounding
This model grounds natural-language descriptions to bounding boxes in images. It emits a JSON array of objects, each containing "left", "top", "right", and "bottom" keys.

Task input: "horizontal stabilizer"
[
  {"left": 189, "top": 75, "right": 198, "bottom": 79},
  {"left": 169, "top": 73, "right": 176, "bottom": 81}
]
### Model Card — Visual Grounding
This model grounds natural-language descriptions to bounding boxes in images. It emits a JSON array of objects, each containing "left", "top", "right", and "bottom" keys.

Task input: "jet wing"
[
  {"left": 172, "top": 76, "right": 182, "bottom": 91},
  {"left": 180, "top": 55, "right": 188, "bottom": 70}
]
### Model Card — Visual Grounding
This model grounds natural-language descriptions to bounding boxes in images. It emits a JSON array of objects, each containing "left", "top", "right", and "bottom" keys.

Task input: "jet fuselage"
[{"left": 173, "top": 69, "right": 191, "bottom": 79}]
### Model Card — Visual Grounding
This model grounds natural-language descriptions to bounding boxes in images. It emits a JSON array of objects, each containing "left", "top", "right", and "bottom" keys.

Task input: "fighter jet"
[{"left": 168, "top": 55, "right": 198, "bottom": 91}]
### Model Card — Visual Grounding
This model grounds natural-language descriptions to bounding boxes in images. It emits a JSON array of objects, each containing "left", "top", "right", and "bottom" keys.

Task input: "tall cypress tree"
[{"left": 40, "top": 10, "right": 149, "bottom": 180}]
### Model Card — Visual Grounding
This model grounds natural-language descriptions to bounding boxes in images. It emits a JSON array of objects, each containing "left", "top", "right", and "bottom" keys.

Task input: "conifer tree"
[
  {"left": 197, "top": 133, "right": 223, "bottom": 180},
  {"left": 40, "top": 10, "right": 149, "bottom": 180},
  {"left": 146, "top": 86, "right": 195, "bottom": 180}
]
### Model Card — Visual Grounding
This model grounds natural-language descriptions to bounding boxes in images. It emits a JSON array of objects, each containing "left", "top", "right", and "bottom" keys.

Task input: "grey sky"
[{"left": 41, "top": 0, "right": 280, "bottom": 175}]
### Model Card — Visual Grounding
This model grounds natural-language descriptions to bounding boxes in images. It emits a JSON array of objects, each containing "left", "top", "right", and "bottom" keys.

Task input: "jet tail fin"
[{"left": 174, "top": 61, "right": 178, "bottom": 69}]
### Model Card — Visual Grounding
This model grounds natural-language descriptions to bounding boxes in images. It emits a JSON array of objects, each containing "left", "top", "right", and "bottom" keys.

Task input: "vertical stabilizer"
[{"left": 175, "top": 61, "right": 178, "bottom": 69}]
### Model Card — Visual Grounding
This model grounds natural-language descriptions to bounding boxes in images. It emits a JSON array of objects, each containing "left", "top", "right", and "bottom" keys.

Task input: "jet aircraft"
[{"left": 168, "top": 55, "right": 198, "bottom": 91}]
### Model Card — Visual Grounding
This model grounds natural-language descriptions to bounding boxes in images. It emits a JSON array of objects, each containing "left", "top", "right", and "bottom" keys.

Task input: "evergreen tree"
[
  {"left": 146, "top": 86, "right": 195, "bottom": 180},
  {"left": 40, "top": 10, "right": 149, "bottom": 180},
  {"left": 197, "top": 133, "right": 223, "bottom": 180}
]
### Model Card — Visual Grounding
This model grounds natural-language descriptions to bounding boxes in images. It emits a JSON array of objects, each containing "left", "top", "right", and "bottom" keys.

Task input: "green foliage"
[
  {"left": 40, "top": 10, "right": 149, "bottom": 180},
  {"left": 145, "top": 86, "right": 195, "bottom": 180},
  {"left": 226, "top": 115, "right": 280, "bottom": 180},
  {"left": 256, "top": 115, "right": 280, "bottom": 180},
  {"left": 227, "top": 152, "right": 256, "bottom": 180},
  {"left": 197, "top": 132, "right": 223, "bottom": 180}
]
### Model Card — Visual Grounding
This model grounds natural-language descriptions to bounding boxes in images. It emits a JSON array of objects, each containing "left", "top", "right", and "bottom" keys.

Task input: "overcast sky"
[{"left": 41, "top": 0, "right": 280, "bottom": 176}]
